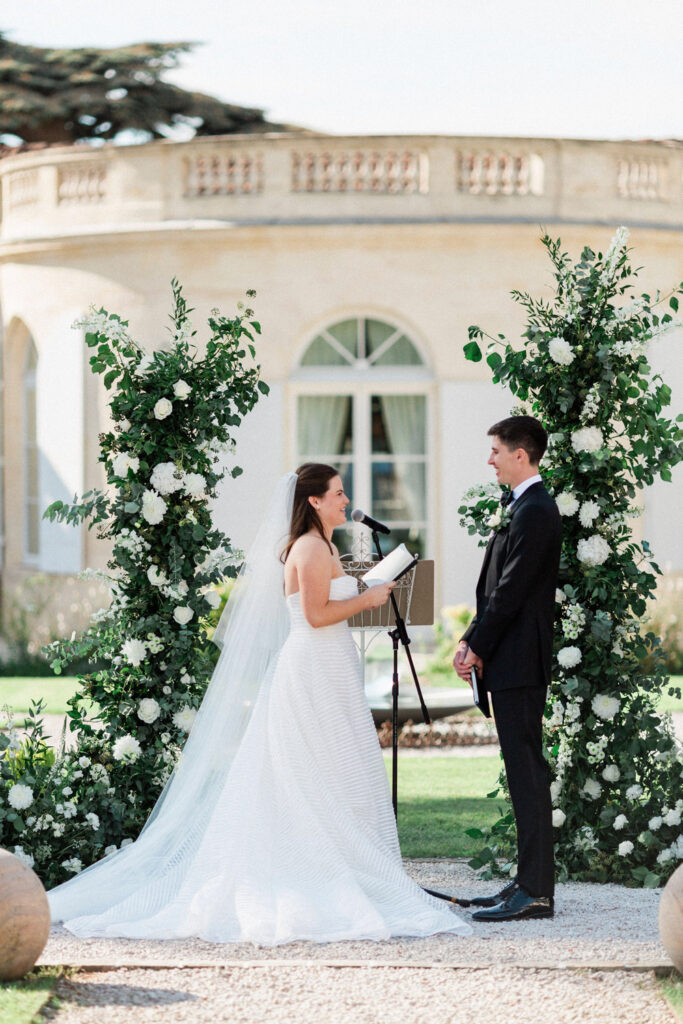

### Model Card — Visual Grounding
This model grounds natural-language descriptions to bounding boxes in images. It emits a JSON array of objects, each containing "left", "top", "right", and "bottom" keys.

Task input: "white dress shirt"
[{"left": 510, "top": 473, "right": 542, "bottom": 506}]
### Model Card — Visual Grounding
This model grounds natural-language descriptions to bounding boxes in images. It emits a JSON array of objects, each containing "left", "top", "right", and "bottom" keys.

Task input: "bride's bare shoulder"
[{"left": 289, "top": 533, "right": 331, "bottom": 564}]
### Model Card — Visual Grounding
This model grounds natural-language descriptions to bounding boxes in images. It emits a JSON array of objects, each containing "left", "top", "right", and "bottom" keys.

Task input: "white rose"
[
  {"left": 182, "top": 472, "right": 207, "bottom": 499},
  {"left": 548, "top": 336, "right": 575, "bottom": 366},
  {"left": 486, "top": 511, "right": 502, "bottom": 529},
  {"left": 582, "top": 778, "right": 602, "bottom": 800},
  {"left": 617, "top": 840, "right": 634, "bottom": 856},
  {"left": 556, "top": 492, "right": 580, "bottom": 517},
  {"left": 577, "top": 534, "right": 611, "bottom": 567},
  {"left": 78, "top": 756, "right": 90, "bottom": 768},
  {"left": 602, "top": 764, "right": 620, "bottom": 783},
  {"left": 112, "top": 734, "right": 142, "bottom": 762},
  {"left": 625, "top": 784, "right": 642, "bottom": 800},
  {"left": 150, "top": 462, "right": 183, "bottom": 496},
  {"left": 85, "top": 812, "right": 100, "bottom": 831},
  {"left": 121, "top": 638, "right": 147, "bottom": 667},
  {"left": 592, "top": 693, "right": 620, "bottom": 721},
  {"left": 173, "top": 379, "right": 192, "bottom": 400},
  {"left": 8, "top": 783, "right": 34, "bottom": 810},
  {"left": 141, "top": 489, "right": 167, "bottom": 525},
  {"left": 557, "top": 646, "right": 582, "bottom": 669},
  {"left": 578, "top": 500, "right": 600, "bottom": 528},
  {"left": 555, "top": 588, "right": 567, "bottom": 604},
  {"left": 173, "top": 605, "right": 194, "bottom": 626},
  {"left": 550, "top": 780, "right": 562, "bottom": 802},
  {"left": 147, "top": 565, "right": 169, "bottom": 587},
  {"left": 173, "top": 706, "right": 197, "bottom": 732},
  {"left": 552, "top": 809, "right": 566, "bottom": 827},
  {"left": 160, "top": 732, "right": 171, "bottom": 743},
  {"left": 571, "top": 426, "right": 604, "bottom": 454},
  {"left": 154, "top": 398, "right": 173, "bottom": 420},
  {"left": 112, "top": 452, "right": 139, "bottom": 478},
  {"left": 135, "top": 353, "right": 155, "bottom": 375},
  {"left": 204, "top": 589, "right": 221, "bottom": 609},
  {"left": 138, "top": 698, "right": 161, "bottom": 724},
  {"left": 613, "top": 814, "right": 628, "bottom": 830}
]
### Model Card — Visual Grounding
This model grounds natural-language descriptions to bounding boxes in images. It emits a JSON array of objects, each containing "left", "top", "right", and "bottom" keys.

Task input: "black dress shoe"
[
  {"left": 471, "top": 887, "right": 554, "bottom": 922},
  {"left": 465, "top": 879, "right": 520, "bottom": 909}
]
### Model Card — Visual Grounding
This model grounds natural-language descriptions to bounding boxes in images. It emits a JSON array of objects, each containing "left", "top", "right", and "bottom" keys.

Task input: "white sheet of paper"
[{"left": 361, "top": 543, "right": 415, "bottom": 587}]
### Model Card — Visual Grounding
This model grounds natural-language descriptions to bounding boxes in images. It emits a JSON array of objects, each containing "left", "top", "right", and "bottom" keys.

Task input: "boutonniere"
[{"left": 486, "top": 505, "right": 513, "bottom": 534}]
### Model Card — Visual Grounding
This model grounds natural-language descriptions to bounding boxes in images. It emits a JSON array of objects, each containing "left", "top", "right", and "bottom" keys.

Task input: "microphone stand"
[{"left": 370, "top": 529, "right": 430, "bottom": 820}]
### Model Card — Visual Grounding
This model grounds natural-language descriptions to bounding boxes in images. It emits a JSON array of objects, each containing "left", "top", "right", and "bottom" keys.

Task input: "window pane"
[
  {"left": 372, "top": 460, "right": 426, "bottom": 521},
  {"left": 327, "top": 319, "right": 358, "bottom": 358},
  {"left": 372, "top": 335, "right": 422, "bottom": 366},
  {"left": 297, "top": 396, "right": 352, "bottom": 457},
  {"left": 381, "top": 526, "right": 425, "bottom": 560},
  {"left": 26, "top": 445, "right": 38, "bottom": 497},
  {"left": 27, "top": 502, "right": 40, "bottom": 556},
  {"left": 25, "top": 388, "right": 36, "bottom": 443},
  {"left": 365, "top": 319, "right": 397, "bottom": 356},
  {"left": 372, "top": 395, "right": 426, "bottom": 455},
  {"left": 300, "top": 335, "right": 349, "bottom": 366}
]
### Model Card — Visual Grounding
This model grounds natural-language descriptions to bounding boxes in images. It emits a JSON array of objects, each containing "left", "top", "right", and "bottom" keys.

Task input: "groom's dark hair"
[{"left": 488, "top": 415, "right": 547, "bottom": 466}]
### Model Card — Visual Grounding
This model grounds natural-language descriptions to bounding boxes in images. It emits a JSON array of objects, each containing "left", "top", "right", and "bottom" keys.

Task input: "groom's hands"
[{"left": 453, "top": 641, "right": 483, "bottom": 684}]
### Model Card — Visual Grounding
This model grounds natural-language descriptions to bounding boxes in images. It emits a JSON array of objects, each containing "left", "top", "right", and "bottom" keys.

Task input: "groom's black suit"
[{"left": 462, "top": 480, "right": 561, "bottom": 898}]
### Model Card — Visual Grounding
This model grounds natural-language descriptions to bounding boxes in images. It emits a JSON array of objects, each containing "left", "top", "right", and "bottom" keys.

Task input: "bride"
[{"left": 48, "top": 463, "right": 470, "bottom": 944}]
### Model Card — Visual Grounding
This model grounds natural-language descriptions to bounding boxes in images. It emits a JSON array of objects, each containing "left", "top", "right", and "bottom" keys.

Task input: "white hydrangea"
[
  {"left": 112, "top": 452, "right": 140, "bottom": 478},
  {"left": 154, "top": 398, "right": 173, "bottom": 420},
  {"left": 602, "top": 764, "right": 620, "bottom": 783},
  {"left": 556, "top": 492, "right": 580, "bottom": 517},
  {"left": 664, "top": 808, "right": 682, "bottom": 827},
  {"left": 552, "top": 809, "right": 566, "bottom": 827},
  {"left": 557, "top": 646, "right": 582, "bottom": 669},
  {"left": 61, "top": 857, "right": 83, "bottom": 875},
  {"left": 578, "top": 534, "right": 611, "bottom": 567},
  {"left": 147, "top": 564, "right": 169, "bottom": 587},
  {"left": 173, "top": 379, "right": 191, "bottom": 400},
  {"left": 183, "top": 472, "right": 207, "bottom": 499},
  {"left": 113, "top": 734, "right": 142, "bottom": 762},
  {"left": 592, "top": 693, "right": 620, "bottom": 720},
  {"left": 141, "top": 489, "right": 167, "bottom": 525},
  {"left": 579, "top": 501, "right": 600, "bottom": 528},
  {"left": 571, "top": 426, "right": 604, "bottom": 454},
  {"left": 8, "top": 784, "right": 34, "bottom": 810},
  {"left": 582, "top": 778, "right": 602, "bottom": 800},
  {"left": 173, "top": 706, "right": 197, "bottom": 733},
  {"left": 617, "top": 840, "right": 634, "bottom": 857},
  {"left": 613, "top": 814, "right": 628, "bottom": 831},
  {"left": 550, "top": 780, "right": 563, "bottom": 802},
  {"left": 173, "top": 605, "right": 194, "bottom": 626},
  {"left": 150, "top": 462, "right": 183, "bottom": 496},
  {"left": 548, "top": 336, "right": 575, "bottom": 366},
  {"left": 13, "top": 845, "right": 35, "bottom": 869},
  {"left": 138, "top": 698, "right": 161, "bottom": 724},
  {"left": 121, "top": 638, "right": 147, "bottom": 667},
  {"left": 648, "top": 816, "right": 662, "bottom": 831},
  {"left": 625, "top": 784, "right": 643, "bottom": 801},
  {"left": 658, "top": 848, "right": 675, "bottom": 865}
]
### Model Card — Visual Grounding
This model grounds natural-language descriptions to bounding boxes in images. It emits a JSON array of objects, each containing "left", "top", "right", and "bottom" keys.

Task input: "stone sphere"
[
  {"left": 0, "top": 848, "right": 51, "bottom": 981},
  {"left": 659, "top": 862, "right": 683, "bottom": 972}
]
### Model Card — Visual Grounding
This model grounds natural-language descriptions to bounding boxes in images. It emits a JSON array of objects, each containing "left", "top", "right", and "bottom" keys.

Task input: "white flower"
[
  {"left": 154, "top": 398, "right": 173, "bottom": 420},
  {"left": 658, "top": 848, "right": 675, "bottom": 865},
  {"left": 577, "top": 534, "right": 611, "bottom": 567},
  {"left": 648, "top": 816, "right": 662, "bottom": 831},
  {"left": 592, "top": 693, "right": 620, "bottom": 721},
  {"left": 61, "top": 786, "right": 73, "bottom": 797},
  {"left": 625, "top": 784, "right": 642, "bottom": 801},
  {"left": 556, "top": 492, "right": 580, "bottom": 517},
  {"left": 613, "top": 814, "right": 628, "bottom": 831},
  {"left": 160, "top": 732, "right": 171, "bottom": 743},
  {"left": 121, "top": 838, "right": 134, "bottom": 847},
  {"left": 8, "top": 784, "right": 34, "bottom": 810},
  {"left": 602, "top": 764, "right": 620, "bottom": 783},
  {"left": 182, "top": 472, "right": 207, "bottom": 499},
  {"left": 113, "top": 734, "right": 142, "bottom": 762},
  {"left": 617, "top": 840, "right": 634, "bottom": 857},
  {"left": 150, "top": 462, "right": 183, "bottom": 496},
  {"left": 135, "top": 352, "right": 155, "bottom": 375},
  {"left": 61, "top": 857, "right": 83, "bottom": 874},
  {"left": 664, "top": 808, "right": 682, "bottom": 827},
  {"left": 104, "top": 844, "right": 118, "bottom": 856},
  {"left": 138, "top": 698, "right": 161, "bottom": 724},
  {"left": 550, "top": 780, "right": 562, "bottom": 802},
  {"left": 177, "top": 580, "right": 189, "bottom": 596},
  {"left": 486, "top": 511, "right": 502, "bottom": 529},
  {"left": 579, "top": 501, "right": 600, "bottom": 528},
  {"left": 78, "top": 756, "right": 90, "bottom": 768},
  {"left": 552, "top": 809, "right": 566, "bottom": 827},
  {"left": 141, "top": 489, "right": 167, "bottom": 525},
  {"left": 173, "top": 605, "right": 194, "bottom": 626},
  {"left": 61, "top": 802, "right": 77, "bottom": 819},
  {"left": 112, "top": 452, "right": 140, "bottom": 478},
  {"left": 173, "top": 379, "right": 191, "bottom": 400},
  {"left": 119, "top": 418, "right": 131, "bottom": 432},
  {"left": 13, "top": 845, "right": 35, "bottom": 869},
  {"left": 548, "top": 336, "right": 575, "bottom": 366},
  {"left": 204, "top": 589, "right": 221, "bottom": 609},
  {"left": 557, "top": 646, "right": 582, "bottom": 669},
  {"left": 147, "top": 564, "right": 169, "bottom": 587},
  {"left": 571, "top": 426, "right": 604, "bottom": 454},
  {"left": 121, "top": 638, "right": 147, "bottom": 667},
  {"left": 85, "top": 812, "right": 100, "bottom": 831},
  {"left": 162, "top": 686, "right": 172, "bottom": 695},
  {"left": 172, "top": 706, "right": 197, "bottom": 732},
  {"left": 582, "top": 778, "right": 602, "bottom": 800}
]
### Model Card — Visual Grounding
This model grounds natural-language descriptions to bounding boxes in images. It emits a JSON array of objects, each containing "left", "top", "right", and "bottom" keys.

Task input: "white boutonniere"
[{"left": 486, "top": 505, "right": 513, "bottom": 535}]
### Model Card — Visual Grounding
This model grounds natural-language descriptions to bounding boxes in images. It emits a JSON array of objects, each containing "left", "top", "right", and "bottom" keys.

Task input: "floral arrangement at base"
[
  {"left": 461, "top": 230, "right": 683, "bottom": 886},
  {"left": 0, "top": 282, "right": 267, "bottom": 888}
]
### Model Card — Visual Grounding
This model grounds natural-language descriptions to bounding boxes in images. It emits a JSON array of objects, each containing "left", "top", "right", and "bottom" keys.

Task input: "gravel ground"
[
  {"left": 41, "top": 861, "right": 670, "bottom": 969},
  {"left": 45, "top": 965, "right": 678, "bottom": 1024}
]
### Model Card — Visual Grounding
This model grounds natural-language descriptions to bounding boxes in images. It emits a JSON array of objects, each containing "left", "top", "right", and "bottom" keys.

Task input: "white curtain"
[
  {"left": 379, "top": 395, "right": 426, "bottom": 522},
  {"left": 298, "top": 396, "right": 349, "bottom": 459}
]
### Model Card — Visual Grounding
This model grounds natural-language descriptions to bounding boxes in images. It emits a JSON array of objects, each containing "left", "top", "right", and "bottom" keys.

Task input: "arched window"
[
  {"left": 23, "top": 339, "right": 39, "bottom": 562},
  {"left": 294, "top": 316, "right": 431, "bottom": 557}
]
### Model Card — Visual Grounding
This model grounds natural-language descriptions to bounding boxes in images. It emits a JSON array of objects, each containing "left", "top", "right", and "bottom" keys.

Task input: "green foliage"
[
  {"left": 462, "top": 229, "right": 683, "bottom": 885},
  {"left": 0, "top": 283, "right": 267, "bottom": 888},
  {"left": 428, "top": 604, "right": 475, "bottom": 677}
]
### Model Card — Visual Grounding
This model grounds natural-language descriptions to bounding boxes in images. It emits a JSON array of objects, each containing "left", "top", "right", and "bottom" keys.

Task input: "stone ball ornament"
[
  {"left": 659, "top": 862, "right": 683, "bottom": 972},
  {"left": 0, "top": 848, "right": 51, "bottom": 981}
]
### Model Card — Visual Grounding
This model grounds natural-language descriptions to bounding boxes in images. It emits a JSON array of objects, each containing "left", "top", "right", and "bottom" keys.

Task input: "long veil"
[{"left": 48, "top": 472, "right": 297, "bottom": 927}]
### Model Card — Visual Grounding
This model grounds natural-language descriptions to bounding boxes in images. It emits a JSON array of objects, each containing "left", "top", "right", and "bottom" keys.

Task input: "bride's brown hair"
[{"left": 281, "top": 463, "right": 339, "bottom": 562}]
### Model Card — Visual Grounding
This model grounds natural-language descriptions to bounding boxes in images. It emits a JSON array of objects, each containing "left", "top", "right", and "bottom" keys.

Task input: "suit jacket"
[{"left": 462, "top": 481, "right": 561, "bottom": 692}]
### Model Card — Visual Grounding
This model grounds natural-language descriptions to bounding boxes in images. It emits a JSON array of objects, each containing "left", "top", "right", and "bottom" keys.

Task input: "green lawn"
[
  {"left": 387, "top": 754, "right": 504, "bottom": 857},
  {"left": 0, "top": 968, "right": 62, "bottom": 1024},
  {"left": 0, "top": 677, "right": 81, "bottom": 716},
  {"left": 660, "top": 972, "right": 683, "bottom": 1022}
]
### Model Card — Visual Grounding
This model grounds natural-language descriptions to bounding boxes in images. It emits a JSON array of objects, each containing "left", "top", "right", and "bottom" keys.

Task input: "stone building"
[{"left": 0, "top": 134, "right": 681, "bottom": 634}]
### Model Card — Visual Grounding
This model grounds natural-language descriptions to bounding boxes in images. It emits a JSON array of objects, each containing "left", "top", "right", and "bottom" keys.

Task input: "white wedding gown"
[{"left": 49, "top": 576, "right": 470, "bottom": 944}]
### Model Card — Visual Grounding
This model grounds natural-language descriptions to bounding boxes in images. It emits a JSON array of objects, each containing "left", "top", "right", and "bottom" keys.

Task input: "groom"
[{"left": 454, "top": 415, "right": 561, "bottom": 921}]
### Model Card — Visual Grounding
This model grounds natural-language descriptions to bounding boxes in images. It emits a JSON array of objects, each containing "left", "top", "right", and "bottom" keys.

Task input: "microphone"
[{"left": 351, "top": 509, "right": 391, "bottom": 535}]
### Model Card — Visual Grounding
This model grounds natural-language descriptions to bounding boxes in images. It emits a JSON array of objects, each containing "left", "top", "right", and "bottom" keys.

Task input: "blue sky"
[{"left": 4, "top": 0, "right": 682, "bottom": 138}]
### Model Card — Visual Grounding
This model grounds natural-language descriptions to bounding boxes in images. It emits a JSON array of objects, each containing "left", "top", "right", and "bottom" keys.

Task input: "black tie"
[{"left": 500, "top": 490, "right": 514, "bottom": 508}]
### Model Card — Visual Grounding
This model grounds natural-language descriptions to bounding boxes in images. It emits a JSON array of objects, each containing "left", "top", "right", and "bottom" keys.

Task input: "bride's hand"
[{"left": 363, "top": 582, "right": 395, "bottom": 609}]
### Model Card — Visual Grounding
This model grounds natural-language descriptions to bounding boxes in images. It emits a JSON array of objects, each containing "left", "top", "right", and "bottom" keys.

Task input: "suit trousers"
[{"left": 491, "top": 685, "right": 554, "bottom": 898}]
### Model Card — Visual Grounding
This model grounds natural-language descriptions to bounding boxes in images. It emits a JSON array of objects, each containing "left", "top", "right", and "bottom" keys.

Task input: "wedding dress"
[{"left": 48, "top": 474, "right": 469, "bottom": 944}]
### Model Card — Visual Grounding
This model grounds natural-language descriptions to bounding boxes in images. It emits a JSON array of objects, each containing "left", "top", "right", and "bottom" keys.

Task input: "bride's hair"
[{"left": 282, "top": 462, "right": 339, "bottom": 562}]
